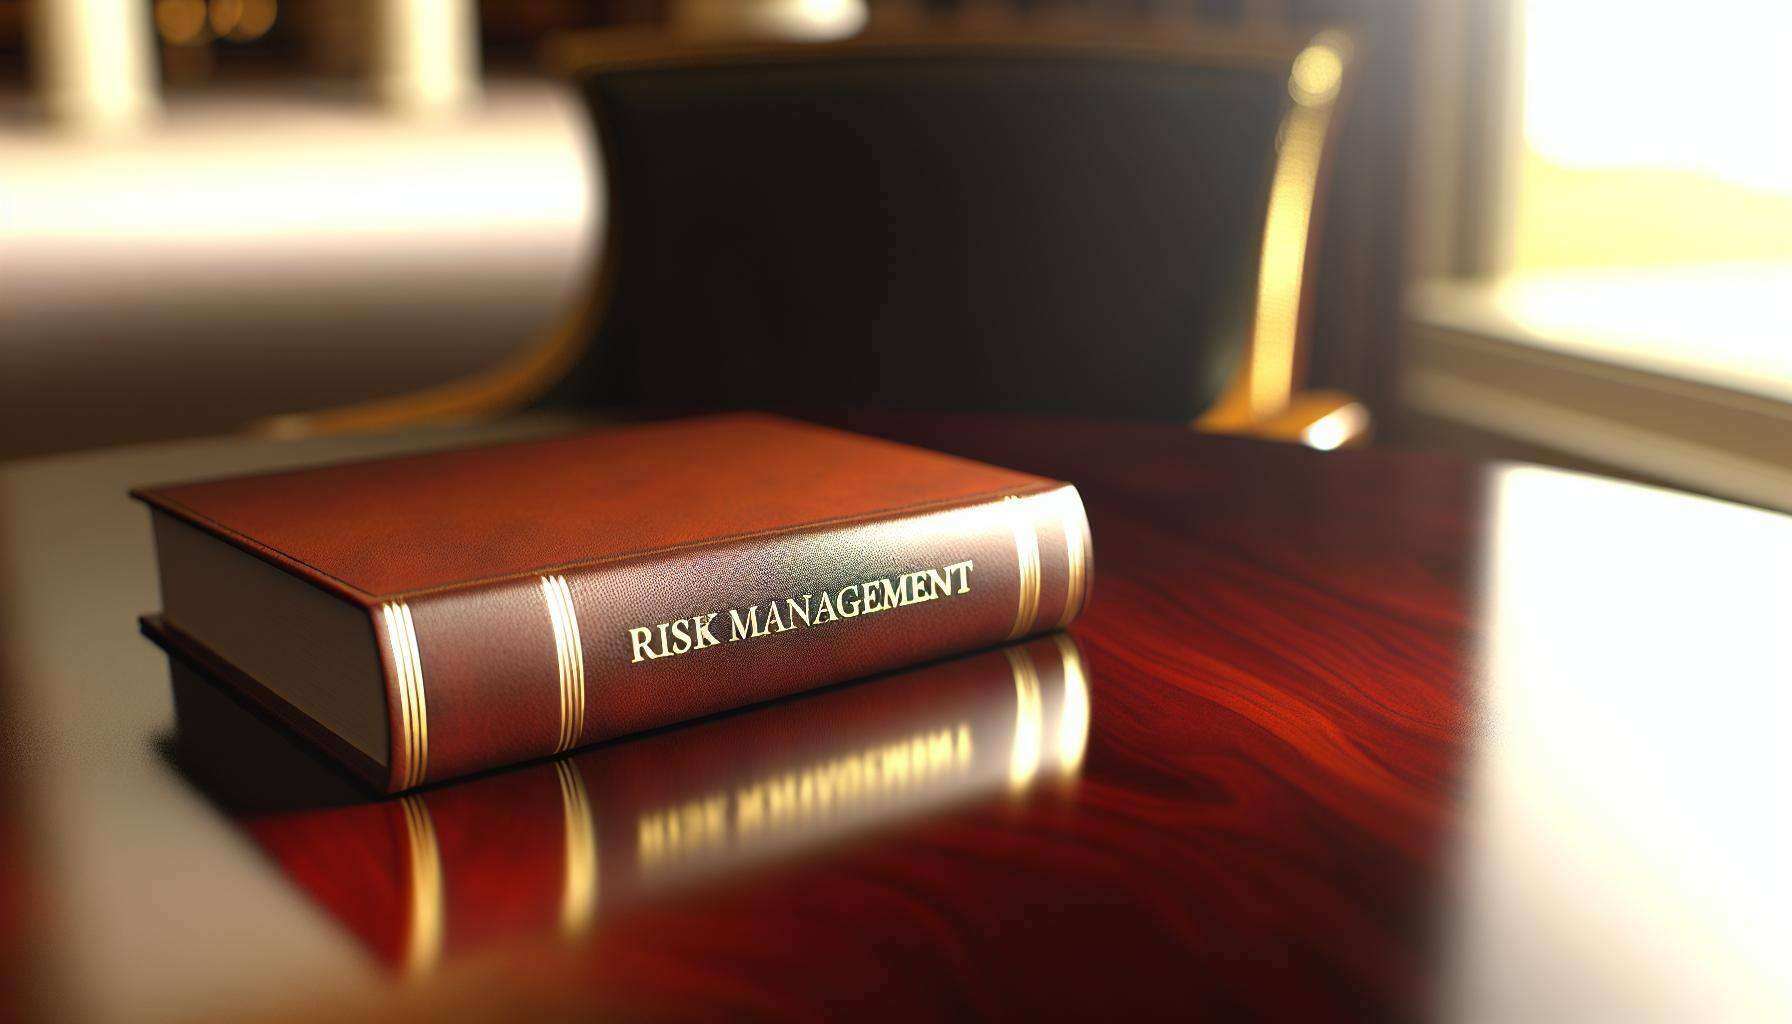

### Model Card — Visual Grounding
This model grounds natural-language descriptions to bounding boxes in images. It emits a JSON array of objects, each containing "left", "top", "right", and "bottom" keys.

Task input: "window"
[
  {"left": 1404, "top": 0, "right": 1792, "bottom": 511},
  {"left": 1515, "top": 0, "right": 1792, "bottom": 270}
]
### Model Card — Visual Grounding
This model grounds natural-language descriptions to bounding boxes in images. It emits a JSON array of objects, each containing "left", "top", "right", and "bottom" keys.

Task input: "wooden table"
[{"left": 3, "top": 415, "right": 1786, "bottom": 1021}]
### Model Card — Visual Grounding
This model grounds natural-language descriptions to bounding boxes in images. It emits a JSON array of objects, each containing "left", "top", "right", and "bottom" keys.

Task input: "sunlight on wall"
[
  {"left": 1516, "top": 0, "right": 1792, "bottom": 269},
  {"left": 1524, "top": 0, "right": 1790, "bottom": 192}
]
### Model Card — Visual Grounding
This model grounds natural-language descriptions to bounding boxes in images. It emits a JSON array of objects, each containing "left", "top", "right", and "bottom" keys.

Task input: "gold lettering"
[
  {"left": 693, "top": 612, "right": 719, "bottom": 648},
  {"left": 786, "top": 594, "right": 813, "bottom": 627},
  {"left": 876, "top": 576, "right": 902, "bottom": 610},
  {"left": 728, "top": 605, "right": 759, "bottom": 641},
  {"left": 629, "top": 626, "right": 656, "bottom": 663},
  {"left": 897, "top": 571, "right": 921, "bottom": 603},
  {"left": 926, "top": 568, "right": 951, "bottom": 599},
  {"left": 628, "top": 561, "right": 978, "bottom": 665},
  {"left": 946, "top": 559, "right": 975, "bottom": 594}
]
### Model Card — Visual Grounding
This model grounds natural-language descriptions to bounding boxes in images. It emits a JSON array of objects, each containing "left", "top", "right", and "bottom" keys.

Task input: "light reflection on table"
[
  {"left": 5, "top": 417, "right": 1791, "bottom": 1020},
  {"left": 169, "top": 634, "right": 1090, "bottom": 975},
  {"left": 1445, "top": 465, "right": 1790, "bottom": 1018}
]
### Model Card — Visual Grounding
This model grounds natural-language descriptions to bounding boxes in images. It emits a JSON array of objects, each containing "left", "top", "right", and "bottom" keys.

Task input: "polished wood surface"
[{"left": 2, "top": 415, "right": 1786, "bottom": 1021}]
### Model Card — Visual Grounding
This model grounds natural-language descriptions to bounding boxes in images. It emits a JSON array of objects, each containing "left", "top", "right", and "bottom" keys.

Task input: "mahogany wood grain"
[
  {"left": 577, "top": 413, "right": 1479, "bottom": 1019},
  {"left": 4, "top": 413, "right": 1782, "bottom": 1022}
]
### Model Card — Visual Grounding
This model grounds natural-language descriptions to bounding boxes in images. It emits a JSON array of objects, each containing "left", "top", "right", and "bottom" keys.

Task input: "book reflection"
[{"left": 167, "top": 634, "right": 1091, "bottom": 975}]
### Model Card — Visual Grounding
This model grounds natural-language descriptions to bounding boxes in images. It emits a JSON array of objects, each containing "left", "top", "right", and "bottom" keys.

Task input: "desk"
[{"left": 3, "top": 415, "right": 1786, "bottom": 1020}]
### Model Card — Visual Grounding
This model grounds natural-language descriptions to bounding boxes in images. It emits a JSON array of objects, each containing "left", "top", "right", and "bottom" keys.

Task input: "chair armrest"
[{"left": 1196, "top": 389, "right": 1372, "bottom": 449}]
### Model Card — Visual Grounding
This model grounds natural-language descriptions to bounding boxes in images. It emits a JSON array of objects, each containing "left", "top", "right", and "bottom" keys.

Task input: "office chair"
[{"left": 266, "top": 23, "right": 1366, "bottom": 445}]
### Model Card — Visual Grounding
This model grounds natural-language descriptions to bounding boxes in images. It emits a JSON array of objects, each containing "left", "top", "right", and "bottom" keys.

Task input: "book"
[
  {"left": 135, "top": 414, "right": 1093, "bottom": 792},
  {"left": 164, "top": 629, "right": 1090, "bottom": 972}
]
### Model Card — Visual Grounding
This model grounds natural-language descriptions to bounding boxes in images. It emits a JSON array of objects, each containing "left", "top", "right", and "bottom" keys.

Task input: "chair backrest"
[{"left": 553, "top": 29, "right": 1339, "bottom": 421}]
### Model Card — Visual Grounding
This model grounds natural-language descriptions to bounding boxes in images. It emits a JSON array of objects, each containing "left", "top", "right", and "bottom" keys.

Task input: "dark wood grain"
[
  {"left": 811, "top": 414, "right": 1475, "bottom": 1019},
  {"left": 168, "top": 415, "right": 1475, "bottom": 1020},
  {"left": 7, "top": 413, "right": 1777, "bottom": 1022}
]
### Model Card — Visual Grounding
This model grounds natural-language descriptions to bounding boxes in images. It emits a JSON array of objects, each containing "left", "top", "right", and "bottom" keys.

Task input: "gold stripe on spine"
[
  {"left": 540, "top": 574, "right": 587, "bottom": 754},
  {"left": 1004, "top": 496, "right": 1042, "bottom": 640},
  {"left": 400, "top": 795, "right": 443, "bottom": 976},
  {"left": 554, "top": 761, "right": 598, "bottom": 937},
  {"left": 1057, "top": 492, "right": 1088, "bottom": 628},
  {"left": 383, "top": 601, "right": 428, "bottom": 791},
  {"left": 1004, "top": 646, "right": 1044, "bottom": 790},
  {"left": 542, "top": 578, "right": 570, "bottom": 751}
]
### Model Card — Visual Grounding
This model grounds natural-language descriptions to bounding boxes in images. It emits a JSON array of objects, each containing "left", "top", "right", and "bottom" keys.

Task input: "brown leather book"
[
  {"left": 163, "top": 630, "right": 1090, "bottom": 973},
  {"left": 134, "top": 414, "right": 1092, "bottom": 792}
]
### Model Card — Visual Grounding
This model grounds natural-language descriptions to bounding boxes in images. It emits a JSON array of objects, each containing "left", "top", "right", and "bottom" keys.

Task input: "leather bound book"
[{"left": 134, "top": 414, "right": 1093, "bottom": 792}]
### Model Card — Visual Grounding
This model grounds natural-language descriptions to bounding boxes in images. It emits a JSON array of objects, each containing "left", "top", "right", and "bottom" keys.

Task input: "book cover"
[{"left": 134, "top": 414, "right": 1092, "bottom": 791}]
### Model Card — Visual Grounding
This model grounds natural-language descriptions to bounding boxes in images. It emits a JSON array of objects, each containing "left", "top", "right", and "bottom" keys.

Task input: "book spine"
[{"left": 371, "top": 483, "right": 1093, "bottom": 791}]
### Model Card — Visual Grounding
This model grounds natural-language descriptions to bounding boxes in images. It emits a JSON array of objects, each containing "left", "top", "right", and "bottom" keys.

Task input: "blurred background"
[{"left": 1, "top": 0, "right": 1787, "bottom": 509}]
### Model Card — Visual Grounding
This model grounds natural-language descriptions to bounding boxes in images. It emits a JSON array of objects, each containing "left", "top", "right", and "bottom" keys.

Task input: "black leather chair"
[{"left": 270, "top": 24, "right": 1366, "bottom": 444}]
